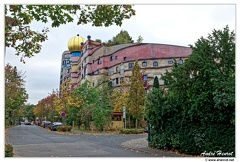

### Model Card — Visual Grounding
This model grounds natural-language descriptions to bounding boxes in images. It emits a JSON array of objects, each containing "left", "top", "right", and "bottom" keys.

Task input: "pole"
[
  {"left": 123, "top": 106, "right": 126, "bottom": 129},
  {"left": 72, "top": 121, "right": 74, "bottom": 134},
  {"left": 124, "top": 116, "right": 126, "bottom": 129}
]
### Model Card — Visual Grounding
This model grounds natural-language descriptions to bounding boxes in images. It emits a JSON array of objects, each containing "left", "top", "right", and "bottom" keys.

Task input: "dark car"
[{"left": 50, "top": 122, "right": 63, "bottom": 131}]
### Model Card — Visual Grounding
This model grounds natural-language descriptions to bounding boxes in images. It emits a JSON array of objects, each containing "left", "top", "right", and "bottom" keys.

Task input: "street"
[{"left": 6, "top": 125, "right": 152, "bottom": 157}]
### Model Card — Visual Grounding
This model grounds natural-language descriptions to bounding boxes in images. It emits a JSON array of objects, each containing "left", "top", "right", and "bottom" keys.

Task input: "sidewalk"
[{"left": 121, "top": 137, "right": 184, "bottom": 157}]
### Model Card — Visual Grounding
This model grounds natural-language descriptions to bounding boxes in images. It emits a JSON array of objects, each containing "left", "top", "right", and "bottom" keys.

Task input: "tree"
[
  {"left": 153, "top": 76, "right": 160, "bottom": 89},
  {"left": 53, "top": 78, "right": 74, "bottom": 125},
  {"left": 94, "top": 77, "right": 114, "bottom": 131},
  {"left": 111, "top": 89, "right": 129, "bottom": 112},
  {"left": 145, "top": 87, "right": 166, "bottom": 146},
  {"left": 23, "top": 104, "right": 35, "bottom": 122},
  {"left": 34, "top": 95, "right": 55, "bottom": 122},
  {"left": 128, "top": 60, "right": 145, "bottom": 128},
  {"left": 110, "top": 30, "right": 134, "bottom": 46},
  {"left": 5, "top": 5, "right": 136, "bottom": 61},
  {"left": 136, "top": 35, "right": 143, "bottom": 43},
  {"left": 150, "top": 26, "right": 235, "bottom": 155},
  {"left": 5, "top": 63, "right": 28, "bottom": 125},
  {"left": 73, "top": 80, "right": 99, "bottom": 129}
]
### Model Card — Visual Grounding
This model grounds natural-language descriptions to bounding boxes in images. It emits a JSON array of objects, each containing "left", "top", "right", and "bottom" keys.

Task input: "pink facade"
[
  {"left": 60, "top": 36, "right": 192, "bottom": 90},
  {"left": 80, "top": 43, "right": 192, "bottom": 76}
]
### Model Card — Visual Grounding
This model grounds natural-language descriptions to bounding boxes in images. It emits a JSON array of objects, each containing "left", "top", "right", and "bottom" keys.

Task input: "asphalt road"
[{"left": 7, "top": 125, "right": 151, "bottom": 157}]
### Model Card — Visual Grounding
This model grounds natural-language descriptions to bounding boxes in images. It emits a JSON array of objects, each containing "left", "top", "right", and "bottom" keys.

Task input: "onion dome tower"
[{"left": 67, "top": 34, "right": 86, "bottom": 56}]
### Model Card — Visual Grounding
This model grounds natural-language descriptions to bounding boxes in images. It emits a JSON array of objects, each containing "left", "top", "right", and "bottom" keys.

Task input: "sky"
[{"left": 3, "top": 3, "right": 236, "bottom": 105}]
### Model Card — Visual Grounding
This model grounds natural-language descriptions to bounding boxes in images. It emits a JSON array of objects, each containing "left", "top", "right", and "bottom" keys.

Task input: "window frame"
[
  {"left": 129, "top": 62, "right": 134, "bottom": 69},
  {"left": 153, "top": 61, "right": 158, "bottom": 67},
  {"left": 142, "top": 61, "right": 147, "bottom": 67}
]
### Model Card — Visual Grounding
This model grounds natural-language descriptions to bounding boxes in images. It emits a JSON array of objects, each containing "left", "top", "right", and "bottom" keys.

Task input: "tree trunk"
[{"left": 128, "top": 116, "right": 130, "bottom": 128}]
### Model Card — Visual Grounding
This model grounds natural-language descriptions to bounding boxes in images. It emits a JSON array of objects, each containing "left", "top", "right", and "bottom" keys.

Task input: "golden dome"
[{"left": 67, "top": 34, "right": 86, "bottom": 52}]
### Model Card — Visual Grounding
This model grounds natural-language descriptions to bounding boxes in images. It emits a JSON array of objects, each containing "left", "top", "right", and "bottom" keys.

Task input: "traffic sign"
[{"left": 61, "top": 112, "right": 65, "bottom": 117}]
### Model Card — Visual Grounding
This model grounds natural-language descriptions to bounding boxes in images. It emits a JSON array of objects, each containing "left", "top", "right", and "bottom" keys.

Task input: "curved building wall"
[{"left": 60, "top": 39, "right": 192, "bottom": 91}]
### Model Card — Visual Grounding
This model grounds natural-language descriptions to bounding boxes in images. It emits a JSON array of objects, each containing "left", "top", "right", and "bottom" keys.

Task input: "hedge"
[
  {"left": 119, "top": 128, "right": 145, "bottom": 134},
  {"left": 5, "top": 144, "right": 14, "bottom": 157},
  {"left": 57, "top": 126, "right": 72, "bottom": 132}
]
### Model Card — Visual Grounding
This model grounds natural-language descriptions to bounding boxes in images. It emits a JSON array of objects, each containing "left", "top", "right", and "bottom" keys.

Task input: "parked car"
[
  {"left": 24, "top": 121, "right": 31, "bottom": 125},
  {"left": 41, "top": 121, "right": 51, "bottom": 128},
  {"left": 50, "top": 122, "right": 63, "bottom": 131}
]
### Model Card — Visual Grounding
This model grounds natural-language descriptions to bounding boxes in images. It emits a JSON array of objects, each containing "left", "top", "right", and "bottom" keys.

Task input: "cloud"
[{"left": 4, "top": 4, "right": 236, "bottom": 104}]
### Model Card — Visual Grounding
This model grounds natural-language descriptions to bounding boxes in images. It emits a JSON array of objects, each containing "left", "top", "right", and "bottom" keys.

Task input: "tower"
[{"left": 67, "top": 34, "right": 86, "bottom": 89}]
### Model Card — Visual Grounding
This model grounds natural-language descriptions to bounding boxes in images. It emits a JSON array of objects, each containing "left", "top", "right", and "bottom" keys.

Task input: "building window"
[
  {"left": 143, "top": 75, "right": 148, "bottom": 81},
  {"left": 129, "top": 63, "right": 134, "bottom": 69},
  {"left": 120, "top": 77, "right": 124, "bottom": 84},
  {"left": 108, "top": 80, "right": 113, "bottom": 87},
  {"left": 116, "top": 78, "right": 119, "bottom": 85},
  {"left": 116, "top": 66, "right": 118, "bottom": 73},
  {"left": 110, "top": 55, "right": 113, "bottom": 61},
  {"left": 154, "top": 75, "right": 161, "bottom": 79},
  {"left": 97, "top": 69, "right": 100, "bottom": 74},
  {"left": 83, "top": 68, "right": 86, "bottom": 78},
  {"left": 115, "top": 56, "right": 118, "bottom": 60},
  {"left": 110, "top": 80, "right": 114, "bottom": 87},
  {"left": 178, "top": 58, "right": 183, "bottom": 65},
  {"left": 108, "top": 69, "right": 114, "bottom": 75},
  {"left": 120, "top": 65, "right": 124, "bottom": 74},
  {"left": 142, "top": 61, "right": 147, "bottom": 67},
  {"left": 123, "top": 57, "right": 127, "bottom": 61},
  {"left": 153, "top": 61, "right": 158, "bottom": 66},
  {"left": 168, "top": 59, "right": 174, "bottom": 64},
  {"left": 97, "top": 58, "right": 102, "bottom": 64}
]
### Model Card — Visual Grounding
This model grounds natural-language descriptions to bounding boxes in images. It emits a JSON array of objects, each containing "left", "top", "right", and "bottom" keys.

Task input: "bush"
[
  {"left": 5, "top": 144, "right": 14, "bottom": 157},
  {"left": 57, "top": 126, "right": 72, "bottom": 132},
  {"left": 119, "top": 128, "right": 145, "bottom": 134}
]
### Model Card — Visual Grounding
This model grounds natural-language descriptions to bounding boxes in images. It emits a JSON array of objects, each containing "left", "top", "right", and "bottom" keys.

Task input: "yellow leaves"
[
  {"left": 67, "top": 95, "right": 83, "bottom": 108},
  {"left": 111, "top": 89, "right": 129, "bottom": 112}
]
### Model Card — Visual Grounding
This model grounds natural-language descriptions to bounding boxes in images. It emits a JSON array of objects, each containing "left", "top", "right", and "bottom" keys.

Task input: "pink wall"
[{"left": 88, "top": 44, "right": 191, "bottom": 73}]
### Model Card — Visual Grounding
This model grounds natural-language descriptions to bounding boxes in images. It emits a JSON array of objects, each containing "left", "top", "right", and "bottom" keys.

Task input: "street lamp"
[
  {"left": 99, "top": 96, "right": 103, "bottom": 132},
  {"left": 123, "top": 106, "right": 126, "bottom": 129}
]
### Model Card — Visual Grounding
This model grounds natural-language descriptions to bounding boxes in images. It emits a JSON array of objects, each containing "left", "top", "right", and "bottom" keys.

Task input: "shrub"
[
  {"left": 119, "top": 128, "right": 144, "bottom": 134},
  {"left": 5, "top": 144, "right": 14, "bottom": 157},
  {"left": 57, "top": 126, "right": 72, "bottom": 132}
]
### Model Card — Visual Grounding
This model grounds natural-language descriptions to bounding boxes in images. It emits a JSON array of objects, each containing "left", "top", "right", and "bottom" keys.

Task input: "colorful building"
[
  {"left": 59, "top": 34, "right": 192, "bottom": 130},
  {"left": 60, "top": 34, "right": 192, "bottom": 91}
]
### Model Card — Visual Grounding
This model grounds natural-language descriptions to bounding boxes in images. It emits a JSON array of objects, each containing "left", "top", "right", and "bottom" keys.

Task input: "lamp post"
[
  {"left": 99, "top": 96, "right": 103, "bottom": 132},
  {"left": 123, "top": 106, "right": 126, "bottom": 129}
]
